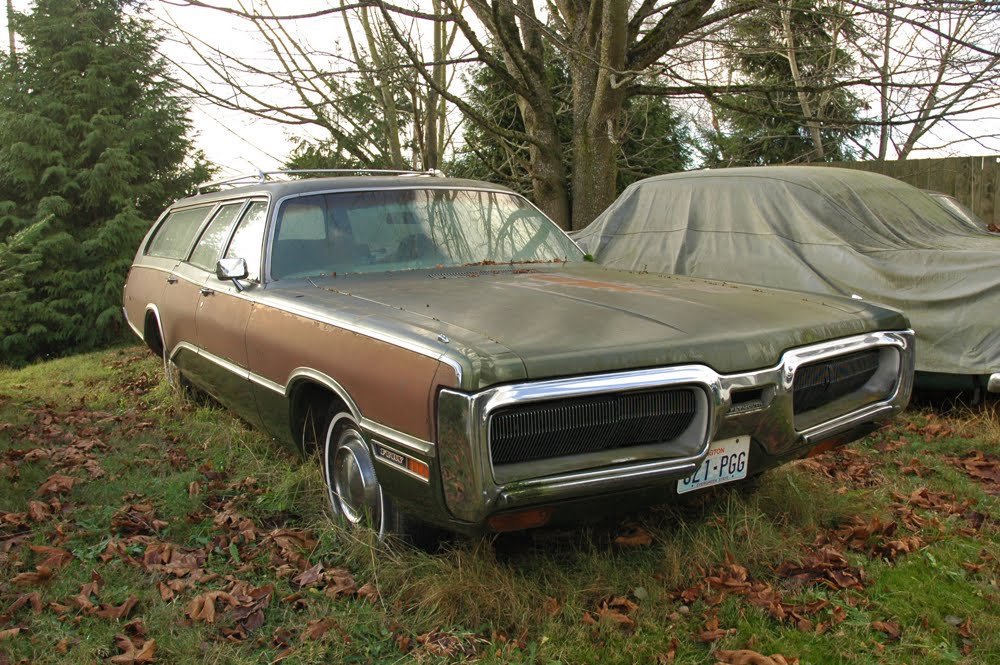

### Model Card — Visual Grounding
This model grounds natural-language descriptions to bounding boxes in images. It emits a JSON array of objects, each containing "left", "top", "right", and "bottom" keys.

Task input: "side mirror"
[{"left": 216, "top": 257, "right": 248, "bottom": 287}]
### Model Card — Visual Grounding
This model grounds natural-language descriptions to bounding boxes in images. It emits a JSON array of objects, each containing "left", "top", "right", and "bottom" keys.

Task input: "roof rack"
[{"left": 194, "top": 168, "right": 446, "bottom": 194}]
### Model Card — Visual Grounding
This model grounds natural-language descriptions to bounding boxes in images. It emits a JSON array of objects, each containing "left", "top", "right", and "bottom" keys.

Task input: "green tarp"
[{"left": 575, "top": 166, "right": 1000, "bottom": 376}]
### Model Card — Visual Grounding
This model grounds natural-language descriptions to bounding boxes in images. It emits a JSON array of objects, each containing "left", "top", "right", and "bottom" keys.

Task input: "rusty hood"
[{"left": 275, "top": 262, "right": 908, "bottom": 390}]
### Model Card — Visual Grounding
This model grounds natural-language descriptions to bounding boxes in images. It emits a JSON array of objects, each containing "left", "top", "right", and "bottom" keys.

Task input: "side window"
[
  {"left": 276, "top": 199, "right": 326, "bottom": 240},
  {"left": 189, "top": 202, "right": 245, "bottom": 270},
  {"left": 146, "top": 206, "right": 212, "bottom": 259},
  {"left": 224, "top": 201, "right": 268, "bottom": 281}
]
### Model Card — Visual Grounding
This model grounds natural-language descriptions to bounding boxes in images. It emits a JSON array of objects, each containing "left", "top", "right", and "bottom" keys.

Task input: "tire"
[{"left": 317, "top": 408, "right": 426, "bottom": 543}]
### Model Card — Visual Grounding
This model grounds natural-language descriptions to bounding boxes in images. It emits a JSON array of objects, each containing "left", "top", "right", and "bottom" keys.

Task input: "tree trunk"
[
  {"left": 569, "top": 63, "right": 622, "bottom": 230},
  {"left": 520, "top": 99, "right": 570, "bottom": 229},
  {"left": 421, "top": 0, "right": 444, "bottom": 170},
  {"left": 567, "top": 0, "right": 628, "bottom": 230},
  {"left": 6, "top": 0, "right": 15, "bottom": 61}
]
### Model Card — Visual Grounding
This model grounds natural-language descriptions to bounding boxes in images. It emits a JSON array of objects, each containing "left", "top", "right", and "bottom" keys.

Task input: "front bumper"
[{"left": 435, "top": 330, "right": 915, "bottom": 526}]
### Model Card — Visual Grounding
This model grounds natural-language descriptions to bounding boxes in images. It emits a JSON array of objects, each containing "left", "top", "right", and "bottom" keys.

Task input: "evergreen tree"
[
  {"left": 701, "top": 0, "right": 868, "bottom": 166},
  {"left": 0, "top": 0, "right": 210, "bottom": 365},
  {"left": 449, "top": 53, "right": 690, "bottom": 204}
]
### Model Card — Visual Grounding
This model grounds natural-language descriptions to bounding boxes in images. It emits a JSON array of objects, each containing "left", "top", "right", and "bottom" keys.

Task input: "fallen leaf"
[
  {"left": 356, "top": 582, "right": 379, "bottom": 602},
  {"left": 657, "top": 636, "right": 679, "bottom": 662},
  {"left": 11, "top": 565, "right": 53, "bottom": 585},
  {"left": 26, "top": 501, "right": 52, "bottom": 522},
  {"left": 4, "top": 592, "right": 43, "bottom": 616},
  {"left": 186, "top": 591, "right": 238, "bottom": 624},
  {"left": 156, "top": 583, "right": 174, "bottom": 603},
  {"left": 958, "top": 617, "right": 973, "bottom": 639},
  {"left": 302, "top": 617, "right": 342, "bottom": 642},
  {"left": 325, "top": 570, "right": 357, "bottom": 598},
  {"left": 414, "top": 629, "right": 475, "bottom": 657},
  {"left": 36, "top": 473, "right": 80, "bottom": 496},
  {"left": 30, "top": 546, "right": 72, "bottom": 570},
  {"left": 95, "top": 595, "right": 139, "bottom": 621},
  {"left": 292, "top": 563, "right": 324, "bottom": 588},
  {"left": 872, "top": 620, "right": 902, "bottom": 641},
  {"left": 109, "top": 634, "right": 157, "bottom": 664},
  {"left": 614, "top": 525, "right": 654, "bottom": 547},
  {"left": 699, "top": 615, "right": 737, "bottom": 643},
  {"left": 714, "top": 649, "right": 799, "bottom": 665},
  {"left": 0, "top": 627, "right": 22, "bottom": 640}
]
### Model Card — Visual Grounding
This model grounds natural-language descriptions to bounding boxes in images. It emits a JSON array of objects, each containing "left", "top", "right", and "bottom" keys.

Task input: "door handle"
[
  {"left": 166, "top": 276, "right": 178, "bottom": 284},
  {"left": 200, "top": 288, "right": 214, "bottom": 296}
]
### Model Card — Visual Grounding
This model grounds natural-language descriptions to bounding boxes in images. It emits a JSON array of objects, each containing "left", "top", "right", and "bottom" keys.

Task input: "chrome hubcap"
[{"left": 326, "top": 425, "right": 381, "bottom": 527}]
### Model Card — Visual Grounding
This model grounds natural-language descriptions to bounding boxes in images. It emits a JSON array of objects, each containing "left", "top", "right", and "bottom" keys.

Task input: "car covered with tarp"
[{"left": 574, "top": 166, "right": 1000, "bottom": 395}]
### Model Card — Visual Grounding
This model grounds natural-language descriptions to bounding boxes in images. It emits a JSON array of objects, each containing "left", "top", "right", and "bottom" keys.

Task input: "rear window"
[{"left": 146, "top": 206, "right": 213, "bottom": 259}]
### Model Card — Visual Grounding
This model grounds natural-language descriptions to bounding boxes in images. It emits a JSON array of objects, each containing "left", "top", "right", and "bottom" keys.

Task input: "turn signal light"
[
  {"left": 406, "top": 458, "right": 430, "bottom": 480},
  {"left": 487, "top": 508, "right": 553, "bottom": 532}
]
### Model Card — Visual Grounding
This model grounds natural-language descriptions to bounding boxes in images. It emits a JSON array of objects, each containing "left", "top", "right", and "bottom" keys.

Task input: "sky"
[{"left": 2, "top": 1, "right": 999, "bottom": 178}]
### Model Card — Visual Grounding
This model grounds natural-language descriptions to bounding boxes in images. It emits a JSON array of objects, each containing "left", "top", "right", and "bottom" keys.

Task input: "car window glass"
[
  {"left": 146, "top": 206, "right": 213, "bottom": 259},
  {"left": 224, "top": 201, "right": 267, "bottom": 281},
  {"left": 189, "top": 203, "right": 244, "bottom": 270},
  {"left": 277, "top": 201, "right": 326, "bottom": 240},
  {"left": 269, "top": 189, "right": 581, "bottom": 279}
]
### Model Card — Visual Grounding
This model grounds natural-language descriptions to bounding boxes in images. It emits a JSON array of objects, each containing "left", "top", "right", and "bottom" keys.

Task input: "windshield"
[
  {"left": 269, "top": 188, "right": 583, "bottom": 279},
  {"left": 928, "top": 193, "right": 986, "bottom": 232}
]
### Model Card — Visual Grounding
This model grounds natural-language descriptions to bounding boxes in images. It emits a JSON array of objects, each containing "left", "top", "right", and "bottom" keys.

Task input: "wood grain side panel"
[{"left": 245, "top": 306, "right": 444, "bottom": 440}]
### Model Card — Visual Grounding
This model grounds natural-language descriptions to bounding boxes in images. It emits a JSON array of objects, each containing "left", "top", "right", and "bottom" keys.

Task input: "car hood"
[{"left": 273, "top": 263, "right": 908, "bottom": 390}]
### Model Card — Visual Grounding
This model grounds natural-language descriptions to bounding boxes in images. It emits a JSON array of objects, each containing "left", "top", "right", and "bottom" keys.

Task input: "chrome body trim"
[
  {"left": 481, "top": 369, "right": 716, "bottom": 485},
  {"left": 370, "top": 440, "right": 431, "bottom": 483},
  {"left": 283, "top": 367, "right": 362, "bottom": 422},
  {"left": 437, "top": 330, "right": 915, "bottom": 524},
  {"left": 267, "top": 299, "right": 463, "bottom": 385},
  {"left": 127, "top": 265, "right": 464, "bottom": 386},
  {"left": 167, "top": 344, "right": 438, "bottom": 459},
  {"left": 989, "top": 372, "right": 1000, "bottom": 393},
  {"left": 169, "top": 341, "right": 249, "bottom": 382},
  {"left": 362, "top": 418, "right": 434, "bottom": 457},
  {"left": 249, "top": 372, "right": 285, "bottom": 395}
]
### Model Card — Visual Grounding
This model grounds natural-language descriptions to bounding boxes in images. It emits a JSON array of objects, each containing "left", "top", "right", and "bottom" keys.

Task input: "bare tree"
[
  {"left": 847, "top": 0, "right": 1000, "bottom": 159},
  {"left": 159, "top": 0, "right": 461, "bottom": 171},
  {"left": 159, "top": 0, "right": 1000, "bottom": 229}
]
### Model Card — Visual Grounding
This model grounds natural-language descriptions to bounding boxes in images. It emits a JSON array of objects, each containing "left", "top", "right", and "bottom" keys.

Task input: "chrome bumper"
[
  {"left": 437, "top": 330, "right": 915, "bottom": 524},
  {"left": 989, "top": 373, "right": 1000, "bottom": 393}
]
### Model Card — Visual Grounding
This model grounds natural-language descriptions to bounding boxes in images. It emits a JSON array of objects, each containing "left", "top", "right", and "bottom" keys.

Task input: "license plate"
[{"left": 677, "top": 436, "right": 750, "bottom": 494}]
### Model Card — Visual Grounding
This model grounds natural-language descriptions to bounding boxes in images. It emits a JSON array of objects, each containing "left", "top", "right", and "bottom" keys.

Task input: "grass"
[{"left": 0, "top": 346, "right": 998, "bottom": 663}]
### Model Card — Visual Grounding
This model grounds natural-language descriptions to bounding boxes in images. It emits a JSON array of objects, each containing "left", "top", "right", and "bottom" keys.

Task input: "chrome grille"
[
  {"left": 490, "top": 388, "right": 698, "bottom": 466},
  {"left": 793, "top": 349, "right": 880, "bottom": 414}
]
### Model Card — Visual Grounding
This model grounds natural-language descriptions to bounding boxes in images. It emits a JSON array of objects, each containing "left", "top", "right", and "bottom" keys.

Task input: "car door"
[
  {"left": 142, "top": 204, "right": 217, "bottom": 363},
  {"left": 194, "top": 199, "right": 269, "bottom": 425}
]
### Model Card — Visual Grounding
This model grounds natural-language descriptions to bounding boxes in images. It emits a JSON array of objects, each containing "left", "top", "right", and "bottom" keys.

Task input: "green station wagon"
[{"left": 123, "top": 170, "right": 916, "bottom": 538}]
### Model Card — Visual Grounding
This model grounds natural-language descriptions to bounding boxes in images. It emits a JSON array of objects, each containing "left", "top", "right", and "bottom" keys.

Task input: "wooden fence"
[{"left": 818, "top": 155, "right": 1000, "bottom": 224}]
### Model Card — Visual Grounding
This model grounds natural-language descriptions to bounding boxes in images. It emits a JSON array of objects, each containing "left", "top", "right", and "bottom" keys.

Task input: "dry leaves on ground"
[
  {"left": 614, "top": 524, "right": 654, "bottom": 547},
  {"left": 943, "top": 451, "right": 1000, "bottom": 495},
  {"left": 715, "top": 649, "right": 800, "bottom": 665},
  {"left": 109, "top": 634, "right": 157, "bottom": 664}
]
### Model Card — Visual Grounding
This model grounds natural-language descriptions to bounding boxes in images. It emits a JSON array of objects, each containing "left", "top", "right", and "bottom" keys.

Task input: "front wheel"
[{"left": 319, "top": 411, "right": 427, "bottom": 542}]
